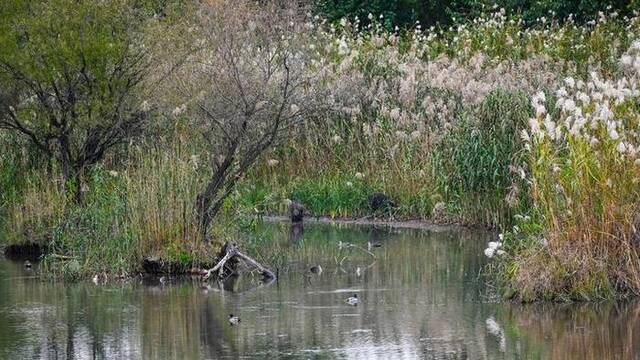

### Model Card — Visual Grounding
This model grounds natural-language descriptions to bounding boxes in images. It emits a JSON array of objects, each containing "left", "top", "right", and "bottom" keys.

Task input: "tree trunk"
[
  {"left": 196, "top": 187, "right": 218, "bottom": 243},
  {"left": 196, "top": 177, "right": 240, "bottom": 242},
  {"left": 196, "top": 194, "right": 213, "bottom": 242},
  {"left": 60, "top": 150, "right": 72, "bottom": 195},
  {"left": 195, "top": 157, "right": 236, "bottom": 242},
  {"left": 73, "top": 171, "right": 83, "bottom": 204},
  {"left": 58, "top": 135, "right": 83, "bottom": 203}
]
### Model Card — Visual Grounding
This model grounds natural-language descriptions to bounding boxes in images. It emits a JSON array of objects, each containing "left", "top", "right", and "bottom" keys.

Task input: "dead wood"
[{"left": 203, "top": 242, "right": 276, "bottom": 281}]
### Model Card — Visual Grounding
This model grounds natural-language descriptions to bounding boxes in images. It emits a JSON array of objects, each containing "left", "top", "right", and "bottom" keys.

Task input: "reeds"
[{"left": 492, "top": 42, "right": 640, "bottom": 300}]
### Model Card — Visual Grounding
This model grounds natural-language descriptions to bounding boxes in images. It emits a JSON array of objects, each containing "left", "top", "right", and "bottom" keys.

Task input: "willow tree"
[
  {"left": 0, "top": 0, "right": 152, "bottom": 202},
  {"left": 184, "top": 0, "right": 325, "bottom": 241}
]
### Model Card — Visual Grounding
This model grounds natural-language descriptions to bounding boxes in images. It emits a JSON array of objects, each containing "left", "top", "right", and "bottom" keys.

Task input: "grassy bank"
[{"left": 1, "top": 1, "right": 640, "bottom": 301}]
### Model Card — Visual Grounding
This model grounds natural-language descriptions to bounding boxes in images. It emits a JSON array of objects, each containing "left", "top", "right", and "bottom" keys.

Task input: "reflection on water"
[{"left": 0, "top": 223, "right": 639, "bottom": 359}]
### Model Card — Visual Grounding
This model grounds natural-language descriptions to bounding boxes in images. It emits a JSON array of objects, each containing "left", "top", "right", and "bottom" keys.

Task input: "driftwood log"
[{"left": 203, "top": 242, "right": 276, "bottom": 281}]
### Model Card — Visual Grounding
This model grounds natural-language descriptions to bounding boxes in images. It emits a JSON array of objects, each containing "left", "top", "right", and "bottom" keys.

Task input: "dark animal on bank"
[
  {"left": 367, "top": 192, "right": 395, "bottom": 213},
  {"left": 289, "top": 200, "right": 304, "bottom": 223}
]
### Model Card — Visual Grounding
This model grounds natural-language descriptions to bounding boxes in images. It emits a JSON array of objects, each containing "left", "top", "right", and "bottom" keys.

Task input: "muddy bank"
[{"left": 141, "top": 256, "right": 215, "bottom": 276}]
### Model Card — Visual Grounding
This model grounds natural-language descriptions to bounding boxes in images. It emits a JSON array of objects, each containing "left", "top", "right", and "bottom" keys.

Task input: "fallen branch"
[
  {"left": 203, "top": 247, "right": 235, "bottom": 281},
  {"left": 203, "top": 242, "right": 276, "bottom": 281}
]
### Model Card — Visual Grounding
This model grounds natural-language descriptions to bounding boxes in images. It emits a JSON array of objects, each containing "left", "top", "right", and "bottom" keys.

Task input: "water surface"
[{"left": 0, "top": 222, "right": 639, "bottom": 359}]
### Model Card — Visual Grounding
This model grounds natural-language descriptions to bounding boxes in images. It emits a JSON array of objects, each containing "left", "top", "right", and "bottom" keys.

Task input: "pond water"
[{"left": 0, "top": 222, "right": 639, "bottom": 359}]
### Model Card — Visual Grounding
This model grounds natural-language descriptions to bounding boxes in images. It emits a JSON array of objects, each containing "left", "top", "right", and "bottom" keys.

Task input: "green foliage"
[
  {"left": 0, "top": 137, "right": 24, "bottom": 210},
  {"left": 315, "top": 0, "right": 451, "bottom": 29},
  {"left": 0, "top": 0, "right": 154, "bottom": 197},
  {"left": 1, "top": 0, "right": 638, "bottom": 298},
  {"left": 316, "top": 0, "right": 640, "bottom": 28},
  {"left": 234, "top": 171, "right": 377, "bottom": 218},
  {"left": 0, "top": 0, "right": 141, "bottom": 86},
  {"left": 496, "top": 0, "right": 637, "bottom": 24},
  {"left": 290, "top": 175, "right": 375, "bottom": 218}
]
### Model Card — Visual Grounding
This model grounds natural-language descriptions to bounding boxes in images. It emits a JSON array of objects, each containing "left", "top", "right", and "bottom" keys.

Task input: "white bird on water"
[
  {"left": 346, "top": 294, "right": 359, "bottom": 306},
  {"left": 228, "top": 314, "right": 241, "bottom": 325}
]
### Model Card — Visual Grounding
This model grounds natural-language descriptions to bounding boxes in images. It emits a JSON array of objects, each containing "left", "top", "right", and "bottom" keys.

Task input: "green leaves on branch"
[{"left": 0, "top": 0, "right": 153, "bottom": 200}]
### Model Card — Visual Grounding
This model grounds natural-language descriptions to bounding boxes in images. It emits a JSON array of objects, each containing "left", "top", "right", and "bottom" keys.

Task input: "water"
[{"left": 0, "top": 222, "right": 639, "bottom": 359}]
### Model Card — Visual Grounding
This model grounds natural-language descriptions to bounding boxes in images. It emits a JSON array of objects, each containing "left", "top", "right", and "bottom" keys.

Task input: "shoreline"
[
  {"left": 1, "top": 216, "right": 489, "bottom": 280},
  {"left": 259, "top": 215, "right": 490, "bottom": 233}
]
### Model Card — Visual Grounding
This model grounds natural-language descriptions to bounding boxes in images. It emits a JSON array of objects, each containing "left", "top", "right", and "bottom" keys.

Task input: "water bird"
[
  {"left": 303, "top": 265, "right": 322, "bottom": 284},
  {"left": 24, "top": 260, "right": 32, "bottom": 269},
  {"left": 367, "top": 241, "right": 382, "bottom": 251},
  {"left": 228, "top": 314, "right": 241, "bottom": 325},
  {"left": 346, "top": 293, "right": 359, "bottom": 306}
]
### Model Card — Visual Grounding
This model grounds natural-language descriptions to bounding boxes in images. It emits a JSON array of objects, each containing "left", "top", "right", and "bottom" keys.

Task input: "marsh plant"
[{"left": 490, "top": 41, "right": 640, "bottom": 301}]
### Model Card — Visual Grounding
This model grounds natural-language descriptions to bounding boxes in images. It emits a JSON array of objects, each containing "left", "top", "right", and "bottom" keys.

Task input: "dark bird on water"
[{"left": 303, "top": 265, "right": 323, "bottom": 284}]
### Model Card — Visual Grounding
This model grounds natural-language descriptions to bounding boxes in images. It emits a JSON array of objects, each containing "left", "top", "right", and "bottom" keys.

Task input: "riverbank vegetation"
[{"left": 1, "top": 0, "right": 640, "bottom": 301}]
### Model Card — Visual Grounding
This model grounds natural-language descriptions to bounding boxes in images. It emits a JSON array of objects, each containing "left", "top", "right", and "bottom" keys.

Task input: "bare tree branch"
[{"left": 179, "top": 0, "right": 326, "bottom": 241}]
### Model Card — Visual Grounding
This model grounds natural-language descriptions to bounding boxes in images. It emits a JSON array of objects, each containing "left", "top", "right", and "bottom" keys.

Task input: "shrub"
[{"left": 0, "top": 0, "right": 153, "bottom": 202}]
